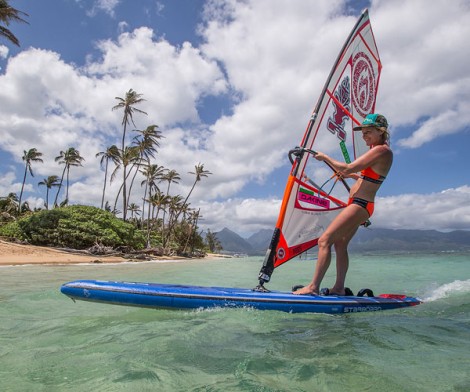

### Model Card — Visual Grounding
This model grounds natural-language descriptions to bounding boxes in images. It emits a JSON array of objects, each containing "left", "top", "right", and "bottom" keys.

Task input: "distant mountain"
[
  {"left": 215, "top": 227, "right": 470, "bottom": 255},
  {"left": 215, "top": 228, "right": 255, "bottom": 255},
  {"left": 246, "top": 229, "right": 273, "bottom": 254},
  {"left": 350, "top": 228, "right": 470, "bottom": 252}
]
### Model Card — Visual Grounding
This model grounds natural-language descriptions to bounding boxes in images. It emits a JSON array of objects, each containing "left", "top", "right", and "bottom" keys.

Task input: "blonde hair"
[{"left": 379, "top": 127, "right": 390, "bottom": 145}]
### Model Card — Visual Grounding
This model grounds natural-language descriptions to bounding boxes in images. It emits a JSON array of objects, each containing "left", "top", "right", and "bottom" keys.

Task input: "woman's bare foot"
[
  {"left": 292, "top": 284, "right": 319, "bottom": 295},
  {"left": 328, "top": 286, "right": 346, "bottom": 296}
]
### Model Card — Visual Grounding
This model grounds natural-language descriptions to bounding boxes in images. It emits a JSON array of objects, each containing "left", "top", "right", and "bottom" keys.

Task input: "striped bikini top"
[{"left": 361, "top": 167, "right": 386, "bottom": 184}]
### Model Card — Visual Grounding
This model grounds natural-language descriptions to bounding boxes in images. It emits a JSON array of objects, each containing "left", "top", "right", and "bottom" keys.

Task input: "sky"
[{"left": 1, "top": 0, "right": 470, "bottom": 237}]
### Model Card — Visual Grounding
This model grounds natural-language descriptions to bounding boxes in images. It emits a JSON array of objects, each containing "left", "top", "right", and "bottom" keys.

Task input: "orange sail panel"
[{"left": 258, "top": 9, "right": 382, "bottom": 287}]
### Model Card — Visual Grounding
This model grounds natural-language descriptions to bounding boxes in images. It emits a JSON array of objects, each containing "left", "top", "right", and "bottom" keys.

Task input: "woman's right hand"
[{"left": 313, "top": 151, "right": 326, "bottom": 161}]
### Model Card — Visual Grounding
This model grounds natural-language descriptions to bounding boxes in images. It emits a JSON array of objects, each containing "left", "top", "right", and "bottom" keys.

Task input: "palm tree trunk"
[
  {"left": 65, "top": 166, "right": 70, "bottom": 202},
  {"left": 100, "top": 161, "right": 109, "bottom": 209},
  {"left": 54, "top": 166, "right": 67, "bottom": 207},
  {"left": 45, "top": 188, "right": 49, "bottom": 210},
  {"left": 18, "top": 165, "right": 28, "bottom": 214}
]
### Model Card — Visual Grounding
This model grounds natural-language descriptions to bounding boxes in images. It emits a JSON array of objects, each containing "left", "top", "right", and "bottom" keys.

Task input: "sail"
[{"left": 257, "top": 9, "right": 382, "bottom": 287}]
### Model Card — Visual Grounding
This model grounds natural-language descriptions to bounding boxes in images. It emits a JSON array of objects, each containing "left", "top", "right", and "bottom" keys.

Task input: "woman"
[{"left": 293, "top": 114, "right": 392, "bottom": 296}]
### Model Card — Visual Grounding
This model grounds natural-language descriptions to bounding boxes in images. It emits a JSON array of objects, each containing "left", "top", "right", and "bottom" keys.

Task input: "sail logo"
[
  {"left": 352, "top": 52, "right": 376, "bottom": 117},
  {"left": 327, "top": 76, "right": 350, "bottom": 141},
  {"left": 298, "top": 190, "right": 330, "bottom": 209}
]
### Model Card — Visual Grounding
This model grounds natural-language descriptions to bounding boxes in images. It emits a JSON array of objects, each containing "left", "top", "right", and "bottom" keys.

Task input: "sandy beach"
[
  {"left": 0, "top": 239, "right": 132, "bottom": 266},
  {"left": 0, "top": 240, "right": 229, "bottom": 266}
]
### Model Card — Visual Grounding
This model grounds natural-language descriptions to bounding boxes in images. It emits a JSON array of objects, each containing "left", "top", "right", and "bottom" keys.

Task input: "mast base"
[{"left": 253, "top": 284, "right": 271, "bottom": 293}]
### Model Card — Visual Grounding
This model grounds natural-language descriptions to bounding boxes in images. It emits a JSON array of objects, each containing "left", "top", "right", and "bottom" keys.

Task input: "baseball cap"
[{"left": 353, "top": 114, "right": 388, "bottom": 130}]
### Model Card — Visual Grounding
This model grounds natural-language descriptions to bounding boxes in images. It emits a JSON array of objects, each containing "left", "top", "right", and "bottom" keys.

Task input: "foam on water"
[{"left": 422, "top": 279, "right": 470, "bottom": 302}]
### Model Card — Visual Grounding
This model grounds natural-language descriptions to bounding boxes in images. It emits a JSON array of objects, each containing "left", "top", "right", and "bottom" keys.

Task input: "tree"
[
  {"left": 54, "top": 147, "right": 85, "bottom": 206},
  {"left": 140, "top": 164, "right": 166, "bottom": 227},
  {"left": 38, "top": 175, "right": 60, "bottom": 210},
  {"left": 126, "top": 125, "right": 163, "bottom": 207},
  {"left": 183, "top": 208, "right": 201, "bottom": 254},
  {"left": 163, "top": 164, "right": 211, "bottom": 249},
  {"left": 0, "top": 192, "right": 18, "bottom": 215},
  {"left": 162, "top": 169, "right": 181, "bottom": 197},
  {"left": 96, "top": 145, "right": 120, "bottom": 209},
  {"left": 205, "top": 229, "right": 222, "bottom": 253},
  {"left": 112, "top": 89, "right": 147, "bottom": 220},
  {"left": 181, "top": 163, "right": 212, "bottom": 216},
  {"left": 127, "top": 203, "right": 141, "bottom": 221},
  {"left": 18, "top": 148, "right": 43, "bottom": 214},
  {"left": 145, "top": 188, "right": 170, "bottom": 247},
  {"left": 111, "top": 146, "right": 139, "bottom": 216},
  {"left": 0, "top": 0, "right": 28, "bottom": 47},
  {"left": 161, "top": 168, "right": 180, "bottom": 230}
]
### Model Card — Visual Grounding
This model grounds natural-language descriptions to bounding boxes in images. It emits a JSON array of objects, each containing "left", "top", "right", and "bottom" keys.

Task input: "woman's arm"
[{"left": 314, "top": 145, "right": 390, "bottom": 175}]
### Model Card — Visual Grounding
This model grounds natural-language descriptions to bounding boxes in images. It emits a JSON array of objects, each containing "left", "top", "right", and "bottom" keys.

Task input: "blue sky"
[{"left": 1, "top": 0, "right": 470, "bottom": 236}]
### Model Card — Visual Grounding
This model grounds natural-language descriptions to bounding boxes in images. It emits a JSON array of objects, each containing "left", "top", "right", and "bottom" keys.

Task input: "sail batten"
[{"left": 257, "top": 9, "right": 382, "bottom": 288}]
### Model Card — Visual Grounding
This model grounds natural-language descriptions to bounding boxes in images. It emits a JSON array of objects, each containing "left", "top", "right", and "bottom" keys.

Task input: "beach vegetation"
[{"left": 0, "top": 205, "right": 146, "bottom": 250}]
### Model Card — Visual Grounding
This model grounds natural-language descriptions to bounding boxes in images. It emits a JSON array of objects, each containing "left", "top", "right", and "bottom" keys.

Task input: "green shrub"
[
  {"left": 0, "top": 221, "right": 25, "bottom": 240},
  {"left": 10, "top": 205, "right": 145, "bottom": 250}
]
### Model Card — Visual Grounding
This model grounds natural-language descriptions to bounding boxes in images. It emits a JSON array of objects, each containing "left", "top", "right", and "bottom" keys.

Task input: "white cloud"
[
  {"left": 374, "top": 186, "right": 470, "bottom": 231},
  {"left": 86, "top": 0, "right": 121, "bottom": 17},
  {"left": 0, "top": 45, "right": 8, "bottom": 59},
  {"left": 371, "top": 0, "right": 470, "bottom": 147},
  {"left": 197, "top": 186, "right": 470, "bottom": 236},
  {"left": 0, "top": 171, "right": 22, "bottom": 196}
]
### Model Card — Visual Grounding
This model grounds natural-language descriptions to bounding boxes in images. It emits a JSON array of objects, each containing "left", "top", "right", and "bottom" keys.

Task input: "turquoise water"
[{"left": 1, "top": 252, "right": 469, "bottom": 391}]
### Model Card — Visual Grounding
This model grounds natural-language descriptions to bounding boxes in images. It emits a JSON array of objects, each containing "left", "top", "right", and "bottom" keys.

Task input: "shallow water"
[{"left": 1, "top": 252, "right": 469, "bottom": 391}]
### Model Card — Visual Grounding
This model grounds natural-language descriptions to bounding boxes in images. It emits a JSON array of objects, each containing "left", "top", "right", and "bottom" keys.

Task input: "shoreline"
[{"left": 0, "top": 240, "right": 229, "bottom": 266}]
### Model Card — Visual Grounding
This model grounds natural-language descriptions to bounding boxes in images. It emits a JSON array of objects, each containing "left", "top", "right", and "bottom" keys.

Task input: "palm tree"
[
  {"left": 18, "top": 148, "right": 43, "bottom": 214},
  {"left": 163, "top": 195, "right": 185, "bottom": 249},
  {"left": 140, "top": 164, "right": 166, "bottom": 226},
  {"left": 0, "top": 192, "right": 19, "bottom": 215},
  {"left": 163, "top": 164, "right": 211, "bottom": 249},
  {"left": 182, "top": 163, "right": 212, "bottom": 212},
  {"left": 161, "top": 168, "right": 180, "bottom": 230},
  {"left": 126, "top": 124, "right": 163, "bottom": 206},
  {"left": 127, "top": 203, "right": 141, "bottom": 221},
  {"left": 145, "top": 189, "right": 170, "bottom": 247},
  {"left": 0, "top": 0, "right": 28, "bottom": 47},
  {"left": 112, "top": 89, "right": 147, "bottom": 220},
  {"left": 54, "top": 147, "right": 85, "bottom": 206},
  {"left": 111, "top": 146, "right": 139, "bottom": 216},
  {"left": 205, "top": 229, "right": 222, "bottom": 253},
  {"left": 38, "top": 175, "right": 60, "bottom": 210},
  {"left": 183, "top": 208, "right": 201, "bottom": 254},
  {"left": 162, "top": 169, "right": 181, "bottom": 197},
  {"left": 96, "top": 145, "right": 120, "bottom": 209}
]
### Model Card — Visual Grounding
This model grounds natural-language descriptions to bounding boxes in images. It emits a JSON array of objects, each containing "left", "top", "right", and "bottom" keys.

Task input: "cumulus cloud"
[
  {"left": 373, "top": 186, "right": 470, "bottom": 231},
  {"left": 197, "top": 186, "right": 470, "bottom": 236},
  {"left": 371, "top": 0, "right": 470, "bottom": 147}
]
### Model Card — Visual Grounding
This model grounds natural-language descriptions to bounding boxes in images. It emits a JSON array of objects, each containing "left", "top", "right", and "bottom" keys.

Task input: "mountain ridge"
[{"left": 215, "top": 227, "right": 470, "bottom": 255}]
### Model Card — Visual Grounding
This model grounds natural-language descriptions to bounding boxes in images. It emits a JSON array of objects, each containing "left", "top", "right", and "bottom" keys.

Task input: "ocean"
[{"left": 1, "top": 252, "right": 469, "bottom": 392}]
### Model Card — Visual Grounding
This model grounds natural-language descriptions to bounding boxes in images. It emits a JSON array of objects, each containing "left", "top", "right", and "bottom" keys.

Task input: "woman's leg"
[
  {"left": 293, "top": 204, "right": 368, "bottom": 295},
  {"left": 330, "top": 226, "right": 359, "bottom": 295}
]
